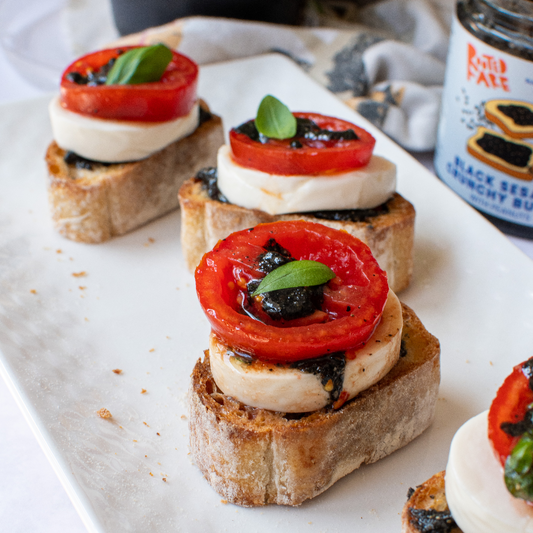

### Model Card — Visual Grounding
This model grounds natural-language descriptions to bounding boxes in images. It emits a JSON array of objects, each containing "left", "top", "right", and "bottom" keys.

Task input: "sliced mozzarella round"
[
  {"left": 446, "top": 411, "right": 533, "bottom": 533},
  {"left": 209, "top": 290, "right": 402, "bottom": 413},
  {"left": 216, "top": 144, "right": 396, "bottom": 215},
  {"left": 49, "top": 96, "right": 199, "bottom": 162}
]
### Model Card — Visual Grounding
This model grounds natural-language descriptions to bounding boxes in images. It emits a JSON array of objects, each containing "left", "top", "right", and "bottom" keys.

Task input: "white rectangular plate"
[{"left": 2, "top": 54, "right": 533, "bottom": 533}]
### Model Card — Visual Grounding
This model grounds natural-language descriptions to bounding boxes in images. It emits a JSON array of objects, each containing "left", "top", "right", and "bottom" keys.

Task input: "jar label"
[{"left": 435, "top": 12, "right": 533, "bottom": 227}]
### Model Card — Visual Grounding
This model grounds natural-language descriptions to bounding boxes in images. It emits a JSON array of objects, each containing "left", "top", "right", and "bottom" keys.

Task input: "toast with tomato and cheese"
[
  {"left": 189, "top": 220, "right": 439, "bottom": 506},
  {"left": 179, "top": 97, "right": 415, "bottom": 293},
  {"left": 45, "top": 45, "right": 224, "bottom": 243},
  {"left": 402, "top": 358, "right": 533, "bottom": 533}
]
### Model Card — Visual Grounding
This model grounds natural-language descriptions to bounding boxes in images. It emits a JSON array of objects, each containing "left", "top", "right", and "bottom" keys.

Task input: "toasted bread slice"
[
  {"left": 179, "top": 177, "right": 415, "bottom": 293},
  {"left": 188, "top": 302, "right": 440, "bottom": 507},
  {"left": 485, "top": 99, "right": 533, "bottom": 139},
  {"left": 46, "top": 107, "right": 224, "bottom": 243},
  {"left": 401, "top": 471, "right": 462, "bottom": 533},
  {"left": 467, "top": 126, "right": 533, "bottom": 181}
]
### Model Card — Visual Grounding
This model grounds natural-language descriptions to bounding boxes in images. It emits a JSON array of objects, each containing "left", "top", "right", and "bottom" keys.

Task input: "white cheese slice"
[
  {"left": 49, "top": 96, "right": 199, "bottom": 162},
  {"left": 209, "top": 290, "right": 402, "bottom": 413},
  {"left": 446, "top": 411, "right": 533, "bottom": 533},
  {"left": 216, "top": 144, "right": 396, "bottom": 215}
]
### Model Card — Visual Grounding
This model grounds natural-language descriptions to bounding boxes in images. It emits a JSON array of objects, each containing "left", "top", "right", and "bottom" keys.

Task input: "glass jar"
[{"left": 434, "top": 0, "right": 533, "bottom": 238}]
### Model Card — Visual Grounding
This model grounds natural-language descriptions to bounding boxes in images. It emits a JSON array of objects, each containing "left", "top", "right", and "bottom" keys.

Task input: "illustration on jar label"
[
  {"left": 484, "top": 99, "right": 533, "bottom": 138},
  {"left": 467, "top": 101, "right": 533, "bottom": 181}
]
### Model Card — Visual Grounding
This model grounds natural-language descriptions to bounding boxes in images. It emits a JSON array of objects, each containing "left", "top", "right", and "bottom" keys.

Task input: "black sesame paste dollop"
[
  {"left": 65, "top": 53, "right": 123, "bottom": 86},
  {"left": 294, "top": 117, "right": 358, "bottom": 142},
  {"left": 64, "top": 151, "right": 113, "bottom": 171},
  {"left": 245, "top": 238, "right": 325, "bottom": 322},
  {"left": 253, "top": 285, "right": 325, "bottom": 322},
  {"left": 234, "top": 117, "right": 358, "bottom": 147},
  {"left": 195, "top": 167, "right": 228, "bottom": 203},
  {"left": 198, "top": 105, "right": 213, "bottom": 125},
  {"left": 408, "top": 508, "right": 458, "bottom": 533},
  {"left": 291, "top": 351, "right": 346, "bottom": 404},
  {"left": 256, "top": 238, "right": 294, "bottom": 273},
  {"left": 233, "top": 120, "right": 269, "bottom": 144},
  {"left": 310, "top": 203, "right": 390, "bottom": 223}
]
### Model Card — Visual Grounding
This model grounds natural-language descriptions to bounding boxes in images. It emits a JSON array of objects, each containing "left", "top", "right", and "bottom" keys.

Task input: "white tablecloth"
[{"left": 1, "top": 5, "right": 533, "bottom": 533}]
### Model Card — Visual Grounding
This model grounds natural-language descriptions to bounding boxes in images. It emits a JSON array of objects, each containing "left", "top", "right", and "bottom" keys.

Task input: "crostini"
[
  {"left": 402, "top": 358, "right": 533, "bottom": 533},
  {"left": 46, "top": 44, "right": 224, "bottom": 243},
  {"left": 189, "top": 220, "right": 439, "bottom": 506}
]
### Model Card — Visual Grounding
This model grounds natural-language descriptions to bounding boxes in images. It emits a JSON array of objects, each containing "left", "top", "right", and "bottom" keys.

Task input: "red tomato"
[
  {"left": 229, "top": 112, "right": 376, "bottom": 175},
  {"left": 195, "top": 220, "right": 388, "bottom": 363},
  {"left": 60, "top": 47, "right": 198, "bottom": 122},
  {"left": 488, "top": 359, "right": 533, "bottom": 465}
]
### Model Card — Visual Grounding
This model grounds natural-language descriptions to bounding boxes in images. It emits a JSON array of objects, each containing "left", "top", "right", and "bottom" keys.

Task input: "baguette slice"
[
  {"left": 46, "top": 106, "right": 224, "bottom": 243},
  {"left": 401, "top": 471, "right": 462, "bottom": 533},
  {"left": 188, "top": 302, "right": 440, "bottom": 507},
  {"left": 179, "top": 178, "right": 415, "bottom": 293}
]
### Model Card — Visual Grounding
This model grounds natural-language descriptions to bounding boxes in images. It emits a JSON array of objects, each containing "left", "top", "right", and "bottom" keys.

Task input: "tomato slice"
[
  {"left": 229, "top": 112, "right": 376, "bottom": 176},
  {"left": 60, "top": 47, "right": 198, "bottom": 122},
  {"left": 195, "top": 220, "right": 388, "bottom": 363},
  {"left": 488, "top": 359, "right": 533, "bottom": 466}
]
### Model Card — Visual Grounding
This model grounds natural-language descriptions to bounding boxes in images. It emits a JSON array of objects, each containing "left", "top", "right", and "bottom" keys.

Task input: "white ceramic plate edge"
[{"left": 0, "top": 354, "right": 103, "bottom": 533}]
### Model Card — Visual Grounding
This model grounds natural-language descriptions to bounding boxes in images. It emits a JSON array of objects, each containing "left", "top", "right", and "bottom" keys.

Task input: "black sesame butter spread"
[
  {"left": 63, "top": 151, "right": 112, "bottom": 171},
  {"left": 234, "top": 117, "right": 358, "bottom": 147},
  {"left": 245, "top": 238, "right": 324, "bottom": 322},
  {"left": 65, "top": 53, "right": 122, "bottom": 86},
  {"left": 408, "top": 508, "right": 459, "bottom": 533},
  {"left": 194, "top": 167, "right": 390, "bottom": 222},
  {"left": 239, "top": 238, "right": 346, "bottom": 406},
  {"left": 291, "top": 352, "right": 346, "bottom": 405},
  {"left": 196, "top": 167, "right": 228, "bottom": 203}
]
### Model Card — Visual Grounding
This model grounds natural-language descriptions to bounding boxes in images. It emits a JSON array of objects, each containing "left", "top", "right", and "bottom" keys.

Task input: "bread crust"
[
  {"left": 401, "top": 471, "right": 463, "bottom": 533},
  {"left": 179, "top": 178, "right": 415, "bottom": 293},
  {"left": 46, "top": 109, "right": 224, "bottom": 243},
  {"left": 188, "top": 302, "right": 440, "bottom": 507}
]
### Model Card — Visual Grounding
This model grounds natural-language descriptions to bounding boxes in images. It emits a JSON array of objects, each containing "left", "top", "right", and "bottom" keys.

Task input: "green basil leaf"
[
  {"left": 251, "top": 260, "right": 335, "bottom": 296},
  {"left": 504, "top": 433, "right": 533, "bottom": 502},
  {"left": 255, "top": 95, "right": 297, "bottom": 139},
  {"left": 106, "top": 44, "right": 173, "bottom": 85}
]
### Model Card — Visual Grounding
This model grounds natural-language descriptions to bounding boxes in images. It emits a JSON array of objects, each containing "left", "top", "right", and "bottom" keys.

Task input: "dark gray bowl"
[{"left": 111, "top": 0, "right": 303, "bottom": 36}]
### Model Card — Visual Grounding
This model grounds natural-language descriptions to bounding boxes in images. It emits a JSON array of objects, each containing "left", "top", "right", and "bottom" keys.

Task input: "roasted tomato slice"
[
  {"left": 60, "top": 47, "right": 198, "bottom": 122},
  {"left": 488, "top": 359, "right": 533, "bottom": 466},
  {"left": 229, "top": 112, "right": 376, "bottom": 175},
  {"left": 195, "top": 220, "right": 388, "bottom": 363}
]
